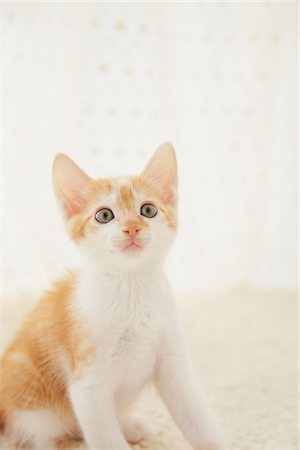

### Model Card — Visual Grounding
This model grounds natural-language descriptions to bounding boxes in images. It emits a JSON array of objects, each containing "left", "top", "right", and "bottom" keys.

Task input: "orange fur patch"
[
  {"left": 53, "top": 435, "right": 84, "bottom": 449},
  {"left": 0, "top": 409, "right": 5, "bottom": 433},
  {"left": 0, "top": 273, "right": 95, "bottom": 430},
  {"left": 116, "top": 185, "right": 135, "bottom": 211}
]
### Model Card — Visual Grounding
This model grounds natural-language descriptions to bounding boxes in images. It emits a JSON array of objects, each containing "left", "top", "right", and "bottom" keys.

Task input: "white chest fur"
[
  {"left": 68, "top": 268, "right": 224, "bottom": 450},
  {"left": 72, "top": 267, "right": 174, "bottom": 400}
]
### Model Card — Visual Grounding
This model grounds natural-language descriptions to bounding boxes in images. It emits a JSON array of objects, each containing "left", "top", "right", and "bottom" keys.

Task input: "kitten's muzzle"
[{"left": 121, "top": 234, "right": 146, "bottom": 253}]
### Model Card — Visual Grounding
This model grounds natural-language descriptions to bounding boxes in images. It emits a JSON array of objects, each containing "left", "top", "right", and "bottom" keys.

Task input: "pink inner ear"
[
  {"left": 142, "top": 143, "right": 178, "bottom": 205},
  {"left": 53, "top": 153, "right": 92, "bottom": 220},
  {"left": 59, "top": 189, "right": 86, "bottom": 219},
  {"left": 69, "top": 200, "right": 85, "bottom": 217}
]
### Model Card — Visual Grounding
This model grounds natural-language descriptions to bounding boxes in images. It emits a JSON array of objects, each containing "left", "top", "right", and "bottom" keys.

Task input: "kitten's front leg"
[
  {"left": 70, "top": 374, "right": 131, "bottom": 450},
  {"left": 155, "top": 337, "right": 225, "bottom": 450}
]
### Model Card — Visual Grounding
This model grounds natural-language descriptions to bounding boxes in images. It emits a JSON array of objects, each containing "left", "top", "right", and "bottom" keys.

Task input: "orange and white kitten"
[{"left": 0, "top": 143, "right": 225, "bottom": 450}]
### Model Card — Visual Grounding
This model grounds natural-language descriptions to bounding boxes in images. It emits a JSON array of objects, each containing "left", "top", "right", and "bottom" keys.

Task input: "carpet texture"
[{"left": 0, "top": 290, "right": 297, "bottom": 450}]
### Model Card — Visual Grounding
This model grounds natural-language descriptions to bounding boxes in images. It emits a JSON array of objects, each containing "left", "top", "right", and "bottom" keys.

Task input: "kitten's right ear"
[{"left": 52, "top": 153, "right": 92, "bottom": 219}]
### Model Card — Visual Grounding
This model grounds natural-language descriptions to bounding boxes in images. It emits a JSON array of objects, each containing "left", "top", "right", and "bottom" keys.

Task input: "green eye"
[
  {"left": 140, "top": 203, "right": 158, "bottom": 218},
  {"left": 95, "top": 208, "right": 114, "bottom": 224}
]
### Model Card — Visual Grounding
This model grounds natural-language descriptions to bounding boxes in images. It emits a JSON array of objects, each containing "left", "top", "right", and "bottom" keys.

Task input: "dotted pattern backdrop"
[{"left": 3, "top": 2, "right": 297, "bottom": 297}]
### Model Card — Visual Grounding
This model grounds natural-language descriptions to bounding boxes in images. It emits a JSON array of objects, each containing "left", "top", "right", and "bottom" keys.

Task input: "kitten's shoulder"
[
  {"left": 45, "top": 270, "right": 79, "bottom": 302},
  {"left": 3, "top": 270, "right": 79, "bottom": 355},
  {"left": 20, "top": 270, "right": 79, "bottom": 326}
]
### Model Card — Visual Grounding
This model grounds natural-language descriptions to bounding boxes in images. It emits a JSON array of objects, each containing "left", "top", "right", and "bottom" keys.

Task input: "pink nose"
[{"left": 122, "top": 226, "right": 141, "bottom": 237}]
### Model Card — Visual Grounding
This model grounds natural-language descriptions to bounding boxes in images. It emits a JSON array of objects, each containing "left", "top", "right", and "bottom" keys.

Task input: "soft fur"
[{"left": 0, "top": 143, "right": 225, "bottom": 450}]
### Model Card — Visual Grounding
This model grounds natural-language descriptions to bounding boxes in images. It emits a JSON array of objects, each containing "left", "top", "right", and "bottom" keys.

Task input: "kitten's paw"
[{"left": 122, "top": 417, "right": 154, "bottom": 444}]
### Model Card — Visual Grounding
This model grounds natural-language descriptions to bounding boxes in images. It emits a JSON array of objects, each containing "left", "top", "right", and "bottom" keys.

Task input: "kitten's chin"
[{"left": 114, "top": 241, "right": 157, "bottom": 267}]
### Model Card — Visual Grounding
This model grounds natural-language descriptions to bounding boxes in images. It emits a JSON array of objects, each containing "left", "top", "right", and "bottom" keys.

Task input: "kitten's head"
[{"left": 52, "top": 143, "right": 178, "bottom": 271}]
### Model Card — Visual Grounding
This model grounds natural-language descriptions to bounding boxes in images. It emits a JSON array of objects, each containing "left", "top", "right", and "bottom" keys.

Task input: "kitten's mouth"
[{"left": 121, "top": 239, "right": 144, "bottom": 253}]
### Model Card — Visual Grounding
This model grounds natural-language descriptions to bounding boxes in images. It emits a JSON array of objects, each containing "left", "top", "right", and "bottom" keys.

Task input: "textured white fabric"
[
  {"left": 3, "top": 3, "right": 297, "bottom": 296},
  {"left": 1, "top": 290, "right": 297, "bottom": 450}
]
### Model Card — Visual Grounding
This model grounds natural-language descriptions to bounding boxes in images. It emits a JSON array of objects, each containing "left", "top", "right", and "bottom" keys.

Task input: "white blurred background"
[{"left": 3, "top": 2, "right": 297, "bottom": 298}]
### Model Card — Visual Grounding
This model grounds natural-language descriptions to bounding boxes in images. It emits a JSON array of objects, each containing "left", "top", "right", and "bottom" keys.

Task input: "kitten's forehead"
[
  {"left": 116, "top": 183, "right": 135, "bottom": 211},
  {"left": 91, "top": 176, "right": 159, "bottom": 210},
  {"left": 115, "top": 176, "right": 149, "bottom": 212},
  {"left": 91, "top": 177, "right": 133, "bottom": 204},
  {"left": 91, "top": 177, "right": 136, "bottom": 211},
  {"left": 114, "top": 176, "right": 161, "bottom": 209},
  {"left": 117, "top": 177, "right": 131, "bottom": 187}
]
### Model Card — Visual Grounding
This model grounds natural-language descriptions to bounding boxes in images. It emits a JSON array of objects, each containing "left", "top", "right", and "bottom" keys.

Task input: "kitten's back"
[{"left": 0, "top": 273, "right": 92, "bottom": 435}]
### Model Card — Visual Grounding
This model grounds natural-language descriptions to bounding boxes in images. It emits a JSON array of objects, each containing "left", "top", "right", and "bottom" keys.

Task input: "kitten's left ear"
[{"left": 142, "top": 142, "right": 178, "bottom": 205}]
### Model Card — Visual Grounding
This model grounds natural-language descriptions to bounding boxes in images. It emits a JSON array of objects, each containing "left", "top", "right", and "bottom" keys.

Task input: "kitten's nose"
[{"left": 122, "top": 226, "right": 141, "bottom": 237}]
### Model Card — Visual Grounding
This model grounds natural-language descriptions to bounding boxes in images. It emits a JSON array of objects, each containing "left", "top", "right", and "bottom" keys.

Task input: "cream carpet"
[{"left": 1, "top": 290, "right": 297, "bottom": 450}]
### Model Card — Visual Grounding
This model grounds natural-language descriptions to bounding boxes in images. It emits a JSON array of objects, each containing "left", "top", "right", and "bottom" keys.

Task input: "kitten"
[{"left": 0, "top": 143, "right": 225, "bottom": 450}]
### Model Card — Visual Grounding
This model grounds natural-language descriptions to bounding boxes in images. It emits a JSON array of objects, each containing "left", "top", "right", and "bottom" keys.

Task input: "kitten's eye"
[
  {"left": 95, "top": 208, "right": 114, "bottom": 224},
  {"left": 140, "top": 203, "right": 158, "bottom": 218}
]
